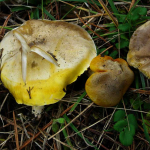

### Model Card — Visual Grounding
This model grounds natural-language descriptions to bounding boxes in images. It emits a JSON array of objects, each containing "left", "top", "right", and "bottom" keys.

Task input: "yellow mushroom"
[
  {"left": 127, "top": 21, "right": 150, "bottom": 78},
  {"left": 85, "top": 55, "right": 134, "bottom": 107},
  {"left": 0, "top": 20, "right": 96, "bottom": 117}
]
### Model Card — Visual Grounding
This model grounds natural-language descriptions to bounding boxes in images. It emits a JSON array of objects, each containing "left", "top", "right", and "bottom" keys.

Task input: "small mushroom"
[
  {"left": 0, "top": 20, "right": 96, "bottom": 117},
  {"left": 127, "top": 21, "right": 150, "bottom": 78},
  {"left": 85, "top": 55, "right": 134, "bottom": 107}
]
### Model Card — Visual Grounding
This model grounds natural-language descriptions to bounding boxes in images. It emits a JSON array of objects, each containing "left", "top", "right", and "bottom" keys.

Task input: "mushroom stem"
[{"left": 32, "top": 106, "right": 44, "bottom": 119}]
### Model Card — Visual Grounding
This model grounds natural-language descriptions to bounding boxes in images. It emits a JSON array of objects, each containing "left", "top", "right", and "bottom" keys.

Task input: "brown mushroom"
[
  {"left": 85, "top": 55, "right": 134, "bottom": 107},
  {"left": 127, "top": 21, "right": 150, "bottom": 78}
]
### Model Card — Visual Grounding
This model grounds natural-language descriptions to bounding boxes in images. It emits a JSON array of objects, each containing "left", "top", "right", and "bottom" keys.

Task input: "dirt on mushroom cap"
[{"left": 0, "top": 20, "right": 96, "bottom": 106}]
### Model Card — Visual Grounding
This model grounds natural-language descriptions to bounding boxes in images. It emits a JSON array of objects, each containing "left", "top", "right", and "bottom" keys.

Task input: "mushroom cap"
[
  {"left": 127, "top": 21, "right": 150, "bottom": 78},
  {"left": 85, "top": 55, "right": 134, "bottom": 107},
  {"left": 0, "top": 20, "right": 96, "bottom": 106}
]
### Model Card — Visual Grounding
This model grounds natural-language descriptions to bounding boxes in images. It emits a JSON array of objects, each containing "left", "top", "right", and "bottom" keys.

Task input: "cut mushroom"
[
  {"left": 0, "top": 20, "right": 96, "bottom": 117},
  {"left": 85, "top": 55, "right": 134, "bottom": 107},
  {"left": 127, "top": 21, "right": 150, "bottom": 78}
]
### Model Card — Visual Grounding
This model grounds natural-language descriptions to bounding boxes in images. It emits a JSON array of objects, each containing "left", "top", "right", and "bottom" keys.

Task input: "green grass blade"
[
  {"left": 61, "top": 124, "right": 73, "bottom": 147},
  {"left": 125, "top": 0, "right": 141, "bottom": 24},
  {"left": 11, "top": 6, "right": 30, "bottom": 12},
  {"left": 43, "top": 7, "right": 56, "bottom": 20},
  {"left": 108, "top": 0, "right": 119, "bottom": 19},
  {"left": 37, "top": 5, "right": 56, "bottom": 20},
  {"left": 61, "top": 6, "right": 76, "bottom": 20},
  {"left": 63, "top": 114, "right": 99, "bottom": 150},
  {"left": 69, "top": 91, "right": 86, "bottom": 113},
  {"left": 0, "top": 26, "right": 13, "bottom": 30},
  {"left": 141, "top": 111, "right": 150, "bottom": 143},
  {"left": 138, "top": 72, "right": 150, "bottom": 143},
  {"left": 30, "top": 8, "right": 40, "bottom": 19}
]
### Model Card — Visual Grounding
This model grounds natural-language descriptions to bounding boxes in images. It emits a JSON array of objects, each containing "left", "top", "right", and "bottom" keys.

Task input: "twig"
[
  {"left": 0, "top": 93, "right": 9, "bottom": 127},
  {"left": 19, "top": 120, "right": 53, "bottom": 149},
  {"left": 97, "top": 108, "right": 117, "bottom": 149},
  {"left": 0, "top": 13, "right": 11, "bottom": 39},
  {"left": 0, "top": 93, "right": 9, "bottom": 112},
  {"left": 74, "top": 11, "right": 111, "bottom": 45},
  {"left": 55, "top": 0, "right": 59, "bottom": 20},
  {"left": 48, "top": 102, "right": 94, "bottom": 141},
  {"left": 59, "top": 0, "right": 96, "bottom": 13},
  {"left": 98, "top": 0, "right": 118, "bottom": 27},
  {"left": 62, "top": 13, "right": 107, "bottom": 21},
  {"left": 60, "top": 104, "right": 74, "bottom": 116},
  {"left": 129, "top": 0, "right": 135, "bottom": 11},
  {"left": 18, "top": 113, "right": 30, "bottom": 138},
  {"left": 88, "top": 0, "right": 102, "bottom": 13},
  {"left": 20, "top": 103, "right": 75, "bottom": 149},
  {"left": 13, "top": 111, "right": 19, "bottom": 150},
  {"left": 130, "top": 88, "right": 150, "bottom": 95},
  {"left": 99, "top": 45, "right": 113, "bottom": 55},
  {"left": 67, "top": 114, "right": 111, "bottom": 138}
]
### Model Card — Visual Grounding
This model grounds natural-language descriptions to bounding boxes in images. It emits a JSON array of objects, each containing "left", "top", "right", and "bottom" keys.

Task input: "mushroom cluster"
[
  {"left": 127, "top": 21, "right": 150, "bottom": 78},
  {"left": 85, "top": 55, "right": 134, "bottom": 107},
  {"left": 0, "top": 20, "right": 96, "bottom": 117}
]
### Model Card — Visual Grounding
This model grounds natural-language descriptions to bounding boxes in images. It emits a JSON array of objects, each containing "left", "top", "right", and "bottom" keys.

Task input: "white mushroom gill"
[
  {"left": 13, "top": 31, "right": 59, "bottom": 83},
  {"left": 13, "top": 31, "right": 59, "bottom": 118},
  {"left": 31, "top": 46, "right": 59, "bottom": 66},
  {"left": 13, "top": 31, "right": 30, "bottom": 83}
]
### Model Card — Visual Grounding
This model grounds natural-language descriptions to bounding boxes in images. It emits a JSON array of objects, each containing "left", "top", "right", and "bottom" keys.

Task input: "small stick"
[
  {"left": 129, "top": 0, "right": 135, "bottom": 11},
  {"left": 19, "top": 103, "right": 75, "bottom": 149},
  {"left": 100, "top": 45, "right": 113, "bottom": 55},
  {"left": 48, "top": 102, "right": 94, "bottom": 141},
  {"left": 0, "top": 13, "right": 12, "bottom": 39},
  {"left": 74, "top": 11, "right": 111, "bottom": 46},
  {"left": 13, "top": 111, "right": 19, "bottom": 150}
]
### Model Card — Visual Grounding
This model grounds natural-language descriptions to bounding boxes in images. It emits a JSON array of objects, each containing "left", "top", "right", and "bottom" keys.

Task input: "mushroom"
[
  {"left": 85, "top": 55, "right": 134, "bottom": 107},
  {"left": 0, "top": 20, "right": 96, "bottom": 117},
  {"left": 127, "top": 21, "right": 150, "bottom": 78}
]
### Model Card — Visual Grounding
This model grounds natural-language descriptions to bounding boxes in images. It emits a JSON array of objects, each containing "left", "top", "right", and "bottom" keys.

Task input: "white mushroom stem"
[
  {"left": 32, "top": 106, "right": 44, "bottom": 119},
  {"left": 13, "top": 31, "right": 59, "bottom": 83}
]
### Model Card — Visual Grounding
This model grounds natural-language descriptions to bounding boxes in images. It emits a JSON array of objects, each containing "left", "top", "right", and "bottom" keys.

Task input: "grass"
[{"left": 0, "top": 0, "right": 150, "bottom": 149}]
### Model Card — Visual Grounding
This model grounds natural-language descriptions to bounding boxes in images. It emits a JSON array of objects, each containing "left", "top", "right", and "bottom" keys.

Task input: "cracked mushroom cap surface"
[
  {"left": 85, "top": 55, "right": 134, "bottom": 107},
  {"left": 0, "top": 20, "right": 96, "bottom": 106},
  {"left": 127, "top": 21, "right": 150, "bottom": 78}
]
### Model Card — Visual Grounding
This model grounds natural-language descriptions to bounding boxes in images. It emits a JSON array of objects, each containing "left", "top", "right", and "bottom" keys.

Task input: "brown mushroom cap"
[
  {"left": 127, "top": 21, "right": 150, "bottom": 78},
  {"left": 0, "top": 20, "right": 96, "bottom": 106},
  {"left": 85, "top": 55, "right": 134, "bottom": 107}
]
